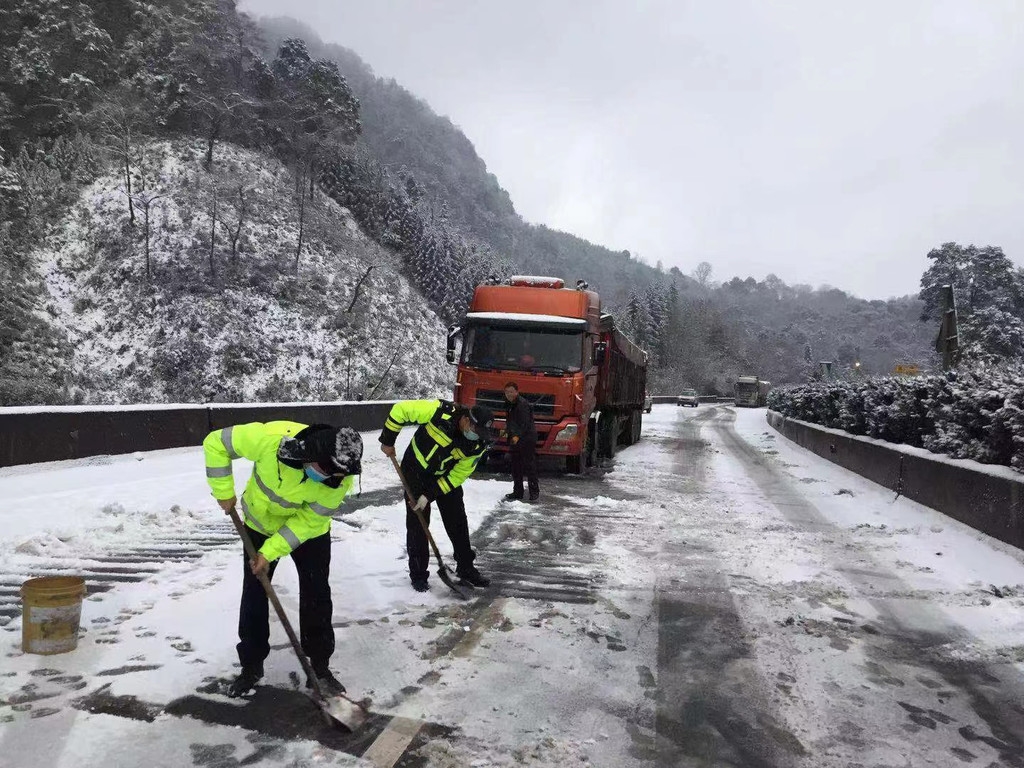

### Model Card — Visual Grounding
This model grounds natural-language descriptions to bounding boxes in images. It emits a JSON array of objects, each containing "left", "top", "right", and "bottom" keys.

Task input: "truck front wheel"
[{"left": 566, "top": 424, "right": 590, "bottom": 474}]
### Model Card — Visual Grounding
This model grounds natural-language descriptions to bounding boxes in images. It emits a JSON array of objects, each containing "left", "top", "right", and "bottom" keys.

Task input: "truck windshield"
[
  {"left": 462, "top": 325, "right": 583, "bottom": 373},
  {"left": 736, "top": 382, "right": 758, "bottom": 393}
]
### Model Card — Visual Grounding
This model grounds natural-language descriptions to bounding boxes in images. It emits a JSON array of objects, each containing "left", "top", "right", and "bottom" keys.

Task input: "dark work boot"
[
  {"left": 228, "top": 664, "right": 263, "bottom": 697},
  {"left": 456, "top": 566, "right": 491, "bottom": 588},
  {"left": 307, "top": 664, "right": 346, "bottom": 696},
  {"left": 411, "top": 578, "right": 429, "bottom": 593},
  {"left": 504, "top": 492, "right": 522, "bottom": 502}
]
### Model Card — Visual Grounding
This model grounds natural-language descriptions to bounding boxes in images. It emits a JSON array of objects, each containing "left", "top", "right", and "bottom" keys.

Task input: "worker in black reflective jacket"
[{"left": 379, "top": 399, "right": 494, "bottom": 592}]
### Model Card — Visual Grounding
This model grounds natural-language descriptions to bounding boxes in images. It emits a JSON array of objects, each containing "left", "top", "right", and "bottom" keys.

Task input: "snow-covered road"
[{"left": 2, "top": 406, "right": 1024, "bottom": 767}]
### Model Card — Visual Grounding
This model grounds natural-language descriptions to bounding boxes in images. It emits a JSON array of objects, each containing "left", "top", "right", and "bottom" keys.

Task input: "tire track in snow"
[
  {"left": 711, "top": 407, "right": 1024, "bottom": 767},
  {"left": 469, "top": 474, "right": 646, "bottom": 606},
  {"left": 645, "top": 407, "right": 808, "bottom": 768}
]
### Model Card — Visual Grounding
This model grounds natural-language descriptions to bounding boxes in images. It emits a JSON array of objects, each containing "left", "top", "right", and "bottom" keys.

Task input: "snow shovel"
[
  {"left": 388, "top": 455, "right": 469, "bottom": 599},
  {"left": 224, "top": 504, "right": 369, "bottom": 731}
]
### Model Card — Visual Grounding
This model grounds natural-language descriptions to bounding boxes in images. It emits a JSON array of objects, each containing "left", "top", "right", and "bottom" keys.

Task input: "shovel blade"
[
  {"left": 320, "top": 694, "right": 369, "bottom": 731},
  {"left": 436, "top": 566, "right": 469, "bottom": 600}
]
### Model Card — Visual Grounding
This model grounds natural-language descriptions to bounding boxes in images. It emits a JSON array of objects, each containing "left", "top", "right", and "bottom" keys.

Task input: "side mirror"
[
  {"left": 446, "top": 325, "right": 461, "bottom": 365},
  {"left": 593, "top": 340, "right": 607, "bottom": 367}
]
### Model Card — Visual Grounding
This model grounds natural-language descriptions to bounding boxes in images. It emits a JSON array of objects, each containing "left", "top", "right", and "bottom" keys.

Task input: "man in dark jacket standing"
[{"left": 503, "top": 382, "right": 539, "bottom": 502}]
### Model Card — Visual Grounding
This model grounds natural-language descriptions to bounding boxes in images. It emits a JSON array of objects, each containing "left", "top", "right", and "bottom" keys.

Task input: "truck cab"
[
  {"left": 735, "top": 375, "right": 765, "bottom": 407},
  {"left": 448, "top": 276, "right": 646, "bottom": 472}
]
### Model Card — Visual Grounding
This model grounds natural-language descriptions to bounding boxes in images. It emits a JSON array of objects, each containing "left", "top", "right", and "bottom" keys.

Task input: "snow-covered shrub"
[{"left": 768, "top": 365, "right": 1024, "bottom": 472}]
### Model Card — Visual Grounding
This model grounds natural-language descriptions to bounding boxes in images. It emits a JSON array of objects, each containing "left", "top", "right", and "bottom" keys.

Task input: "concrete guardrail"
[
  {"left": 767, "top": 410, "right": 1024, "bottom": 551},
  {"left": 0, "top": 401, "right": 398, "bottom": 469},
  {"left": 650, "top": 395, "right": 733, "bottom": 405},
  {"left": 0, "top": 396, "right": 737, "bottom": 469}
]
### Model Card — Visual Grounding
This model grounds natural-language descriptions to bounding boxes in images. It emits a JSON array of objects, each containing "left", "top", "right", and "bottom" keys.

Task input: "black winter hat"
[
  {"left": 278, "top": 425, "right": 363, "bottom": 475},
  {"left": 468, "top": 405, "right": 495, "bottom": 443}
]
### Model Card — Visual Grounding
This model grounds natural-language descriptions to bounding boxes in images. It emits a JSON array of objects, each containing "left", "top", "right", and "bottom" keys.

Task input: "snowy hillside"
[{"left": 34, "top": 140, "right": 451, "bottom": 403}]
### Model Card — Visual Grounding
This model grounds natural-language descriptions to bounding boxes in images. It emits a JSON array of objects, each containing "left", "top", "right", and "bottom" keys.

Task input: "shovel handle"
[
  {"left": 224, "top": 505, "right": 334, "bottom": 724},
  {"left": 388, "top": 456, "right": 468, "bottom": 599},
  {"left": 389, "top": 455, "right": 449, "bottom": 565}
]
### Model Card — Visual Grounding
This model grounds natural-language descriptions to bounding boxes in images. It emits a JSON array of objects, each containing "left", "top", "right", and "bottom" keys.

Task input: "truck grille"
[{"left": 476, "top": 390, "right": 556, "bottom": 417}]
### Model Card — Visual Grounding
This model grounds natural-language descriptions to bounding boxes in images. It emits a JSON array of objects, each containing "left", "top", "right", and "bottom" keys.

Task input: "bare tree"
[
  {"left": 125, "top": 145, "right": 167, "bottom": 280},
  {"left": 208, "top": 187, "right": 218, "bottom": 277},
  {"left": 193, "top": 91, "right": 257, "bottom": 170},
  {"left": 293, "top": 158, "right": 312, "bottom": 271},
  {"left": 693, "top": 261, "right": 713, "bottom": 287},
  {"left": 130, "top": 189, "right": 165, "bottom": 280},
  {"left": 346, "top": 266, "right": 374, "bottom": 312},
  {"left": 217, "top": 181, "right": 249, "bottom": 262},
  {"left": 366, "top": 342, "right": 404, "bottom": 400},
  {"left": 89, "top": 90, "right": 148, "bottom": 225}
]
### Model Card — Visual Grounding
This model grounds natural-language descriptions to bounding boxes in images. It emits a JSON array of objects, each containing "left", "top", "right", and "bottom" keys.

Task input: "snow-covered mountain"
[{"left": 33, "top": 139, "right": 451, "bottom": 404}]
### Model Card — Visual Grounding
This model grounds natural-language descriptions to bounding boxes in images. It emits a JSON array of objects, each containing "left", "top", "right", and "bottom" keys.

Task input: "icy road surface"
[{"left": 1, "top": 406, "right": 1024, "bottom": 767}]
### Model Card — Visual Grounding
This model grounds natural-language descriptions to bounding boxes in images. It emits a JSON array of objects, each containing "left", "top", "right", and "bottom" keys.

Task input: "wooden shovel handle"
[
  {"left": 389, "top": 455, "right": 448, "bottom": 566},
  {"left": 224, "top": 505, "right": 331, "bottom": 715}
]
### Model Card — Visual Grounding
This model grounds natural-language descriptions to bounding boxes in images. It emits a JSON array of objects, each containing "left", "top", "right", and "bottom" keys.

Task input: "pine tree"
[
  {"left": 0, "top": 148, "right": 22, "bottom": 255},
  {"left": 0, "top": 0, "right": 114, "bottom": 148},
  {"left": 920, "top": 242, "right": 1024, "bottom": 364},
  {"left": 644, "top": 282, "right": 667, "bottom": 359}
]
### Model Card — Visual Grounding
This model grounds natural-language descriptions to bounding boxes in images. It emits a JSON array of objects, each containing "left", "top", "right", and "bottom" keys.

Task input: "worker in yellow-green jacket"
[
  {"left": 203, "top": 421, "right": 363, "bottom": 698},
  {"left": 379, "top": 400, "right": 494, "bottom": 593}
]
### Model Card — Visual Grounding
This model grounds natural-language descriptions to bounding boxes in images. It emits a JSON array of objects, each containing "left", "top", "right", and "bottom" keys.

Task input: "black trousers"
[
  {"left": 402, "top": 455, "right": 476, "bottom": 582},
  {"left": 236, "top": 527, "right": 334, "bottom": 670},
  {"left": 510, "top": 439, "right": 539, "bottom": 498}
]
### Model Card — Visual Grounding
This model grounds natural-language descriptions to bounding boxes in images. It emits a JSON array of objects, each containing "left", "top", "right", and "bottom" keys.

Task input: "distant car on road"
[
  {"left": 644, "top": 392, "right": 653, "bottom": 413},
  {"left": 677, "top": 389, "right": 699, "bottom": 407}
]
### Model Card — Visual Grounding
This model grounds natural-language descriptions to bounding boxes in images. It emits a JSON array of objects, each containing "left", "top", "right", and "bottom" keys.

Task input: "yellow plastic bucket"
[{"left": 20, "top": 576, "right": 87, "bottom": 655}]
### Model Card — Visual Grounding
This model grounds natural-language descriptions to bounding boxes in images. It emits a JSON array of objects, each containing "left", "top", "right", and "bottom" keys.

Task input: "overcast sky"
[{"left": 241, "top": 0, "right": 1023, "bottom": 299}]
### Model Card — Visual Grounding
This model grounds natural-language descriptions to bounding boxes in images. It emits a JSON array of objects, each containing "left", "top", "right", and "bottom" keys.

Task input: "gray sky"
[{"left": 241, "top": 0, "right": 1024, "bottom": 299}]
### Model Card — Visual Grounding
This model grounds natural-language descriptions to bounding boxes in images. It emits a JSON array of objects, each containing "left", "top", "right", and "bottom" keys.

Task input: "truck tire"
[
  {"left": 598, "top": 415, "right": 618, "bottom": 459},
  {"left": 621, "top": 411, "right": 635, "bottom": 447},
  {"left": 566, "top": 421, "right": 596, "bottom": 474},
  {"left": 585, "top": 419, "right": 597, "bottom": 468},
  {"left": 633, "top": 411, "right": 642, "bottom": 442}
]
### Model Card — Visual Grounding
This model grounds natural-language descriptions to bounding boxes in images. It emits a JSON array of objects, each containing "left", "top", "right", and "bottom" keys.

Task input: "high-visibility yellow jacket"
[
  {"left": 380, "top": 400, "right": 486, "bottom": 498},
  {"left": 203, "top": 421, "right": 353, "bottom": 561}
]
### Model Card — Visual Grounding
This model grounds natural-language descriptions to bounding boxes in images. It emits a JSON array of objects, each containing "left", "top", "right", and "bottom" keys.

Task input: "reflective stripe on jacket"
[
  {"left": 379, "top": 400, "right": 485, "bottom": 498},
  {"left": 203, "top": 421, "right": 353, "bottom": 561}
]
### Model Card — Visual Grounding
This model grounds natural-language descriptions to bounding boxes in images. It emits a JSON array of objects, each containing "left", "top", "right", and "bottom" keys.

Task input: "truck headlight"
[{"left": 553, "top": 424, "right": 579, "bottom": 442}]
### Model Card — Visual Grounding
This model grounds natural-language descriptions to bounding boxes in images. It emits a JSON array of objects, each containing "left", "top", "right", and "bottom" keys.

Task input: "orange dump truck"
[{"left": 446, "top": 276, "right": 648, "bottom": 472}]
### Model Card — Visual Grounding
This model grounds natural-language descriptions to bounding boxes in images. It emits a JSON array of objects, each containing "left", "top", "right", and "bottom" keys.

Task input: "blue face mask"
[
  {"left": 464, "top": 429, "right": 479, "bottom": 442},
  {"left": 304, "top": 464, "right": 332, "bottom": 483}
]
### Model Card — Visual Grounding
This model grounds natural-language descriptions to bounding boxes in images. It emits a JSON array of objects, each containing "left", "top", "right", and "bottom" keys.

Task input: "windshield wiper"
[{"left": 529, "top": 365, "right": 569, "bottom": 376}]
